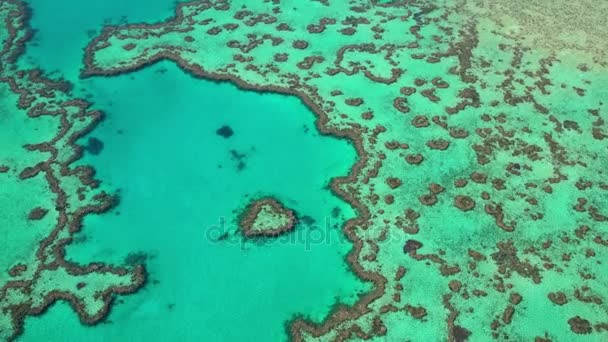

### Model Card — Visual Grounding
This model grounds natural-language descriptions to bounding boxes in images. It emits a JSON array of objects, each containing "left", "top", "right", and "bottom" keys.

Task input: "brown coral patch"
[
  {"left": 429, "top": 183, "right": 444, "bottom": 194},
  {"left": 419, "top": 194, "right": 438, "bottom": 206},
  {"left": 405, "top": 154, "right": 424, "bottom": 165},
  {"left": 400, "top": 86, "right": 416, "bottom": 96},
  {"left": 393, "top": 97, "right": 410, "bottom": 113},
  {"left": 386, "top": 177, "right": 402, "bottom": 189},
  {"left": 470, "top": 172, "right": 487, "bottom": 184},
  {"left": 412, "top": 115, "right": 430, "bottom": 128},
  {"left": 292, "top": 40, "right": 309, "bottom": 49},
  {"left": 405, "top": 305, "right": 427, "bottom": 319},
  {"left": 426, "top": 139, "right": 450, "bottom": 150},
  {"left": 403, "top": 239, "right": 423, "bottom": 254},
  {"left": 548, "top": 292, "right": 568, "bottom": 305},
  {"left": 454, "top": 195, "right": 475, "bottom": 211},
  {"left": 454, "top": 178, "right": 468, "bottom": 188},
  {"left": 28, "top": 207, "right": 48, "bottom": 221},
  {"left": 345, "top": 97, "right": 364, "bottom": 106},
  {"left": 568, "top": 316, "right": 592, "bottom": 334}
]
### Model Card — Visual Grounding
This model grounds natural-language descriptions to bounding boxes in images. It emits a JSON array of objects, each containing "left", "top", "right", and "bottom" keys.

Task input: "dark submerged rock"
[
  {"left": 216, "top": 125, "right": 234, "bottom": 138},
  {"left": 85, "top": 137, "right": 104, "bottom": 155}
]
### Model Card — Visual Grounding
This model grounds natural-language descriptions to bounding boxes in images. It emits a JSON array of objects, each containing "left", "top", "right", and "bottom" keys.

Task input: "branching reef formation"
[{"left": 0, "top": 2, "right": 144, "bottom": 340}]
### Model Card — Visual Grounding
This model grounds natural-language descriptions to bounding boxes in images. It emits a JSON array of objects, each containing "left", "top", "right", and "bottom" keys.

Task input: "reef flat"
[
  {"left": 1, "top": 0, "right": 608, "bottom": 340},
  {"left": 80, "top": 0, "right": 608, "bottom": 341},
  {"left": 0, "top": 1, "right": 144, "bottom": 340}
]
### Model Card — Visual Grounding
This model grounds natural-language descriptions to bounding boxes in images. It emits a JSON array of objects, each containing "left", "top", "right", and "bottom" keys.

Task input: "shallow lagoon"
[{"left": 18, "top": 2, "right": 368, "bottom": 340}]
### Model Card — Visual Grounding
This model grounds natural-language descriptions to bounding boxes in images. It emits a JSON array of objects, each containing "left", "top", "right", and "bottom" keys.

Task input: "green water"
[
  {"left": 15, "top": 1, "right": 368, "bottom": 340},
  {"left": 4, "top": 0, "right": 608, "bottom": 340}
]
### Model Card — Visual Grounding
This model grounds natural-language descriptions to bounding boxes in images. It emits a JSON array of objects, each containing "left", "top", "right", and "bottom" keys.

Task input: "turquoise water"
[
  {"left": 19, "top": 0, "right": 181, "bottom": 78},
  {"left": 6, "top": 0, "right": 608, "bottom": 340},
  {"left": 18, "top": 1, "right": 368, "bottom": 340}
]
